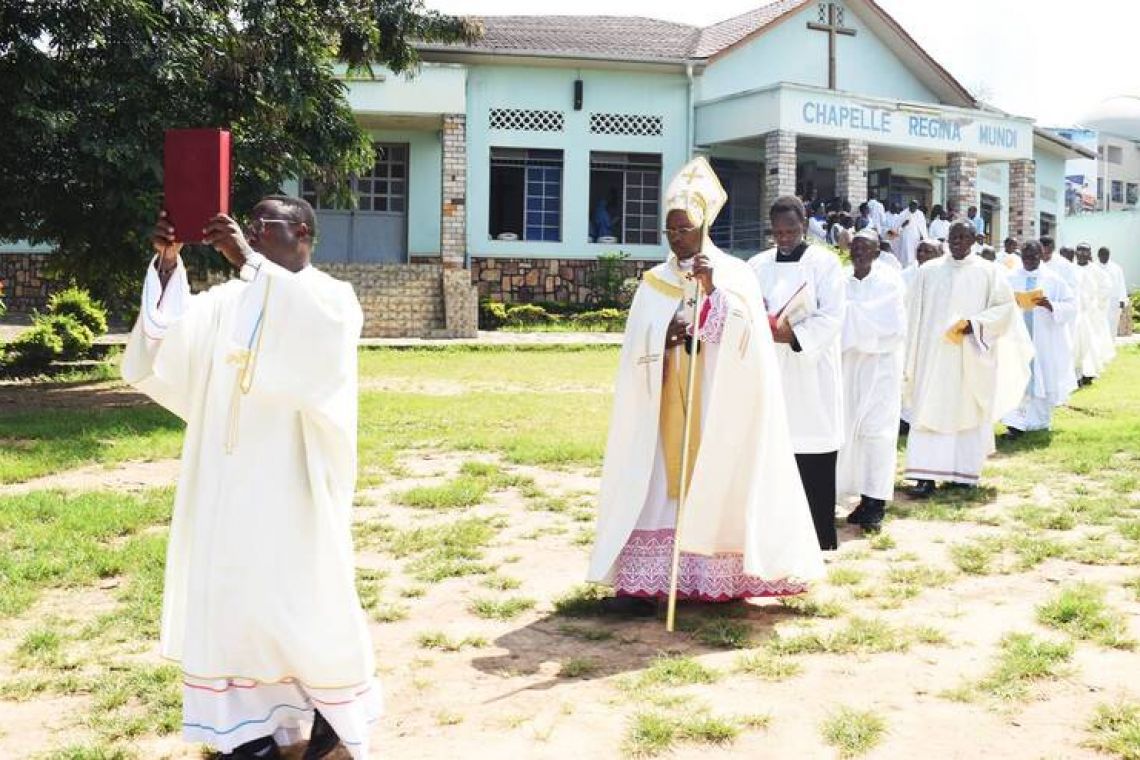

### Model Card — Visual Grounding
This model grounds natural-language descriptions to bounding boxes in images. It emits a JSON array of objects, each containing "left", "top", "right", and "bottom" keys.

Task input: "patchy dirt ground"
[{"left": 2, "top": 445, "right": 1138, "bottom": 759}]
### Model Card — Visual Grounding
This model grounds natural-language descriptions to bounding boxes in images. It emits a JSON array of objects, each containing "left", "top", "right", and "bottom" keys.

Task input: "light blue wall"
[
  {"left": 368, "top": 128, "right": 441, "bottom": 256},
  {"left": 466, "top": 65, "right": 689, "bottom": 261},
  {"left": 698, "top": 2, "right": 938, "bottom": 105},
  {"left": 1062, "top": 210, "right": 1140, "bottom": 291},
  {"left": 977, "top": 162, "right": 1009, "bottom": 241}
]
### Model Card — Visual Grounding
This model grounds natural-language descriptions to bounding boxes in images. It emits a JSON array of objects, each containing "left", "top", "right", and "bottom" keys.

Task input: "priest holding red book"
[{"left": 122, "top": 190, "right": 380, "bottom": 758}]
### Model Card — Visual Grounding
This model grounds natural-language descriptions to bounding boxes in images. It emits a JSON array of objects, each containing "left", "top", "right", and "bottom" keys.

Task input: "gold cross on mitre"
[{"left": 664, "top": 157, "right": 727, "bottom": 228}]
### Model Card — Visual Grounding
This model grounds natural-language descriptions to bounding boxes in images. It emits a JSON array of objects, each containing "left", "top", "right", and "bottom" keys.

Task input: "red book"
[{"left": 163, "top": 128, "right": 231, "bottom": 243}]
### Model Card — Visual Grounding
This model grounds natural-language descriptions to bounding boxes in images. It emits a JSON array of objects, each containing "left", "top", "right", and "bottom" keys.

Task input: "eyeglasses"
[
  {"left": 248, "top": 218, "right": 300, "bottom": 235},
  {"left": 662, "top": 226, "right": 699, "bottom": 237}
]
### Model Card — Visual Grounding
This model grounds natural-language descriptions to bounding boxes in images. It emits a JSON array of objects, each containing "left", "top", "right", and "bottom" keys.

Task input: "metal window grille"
[
  {"left": 301, "top": 143, "right": 407, "bottom": 212},
  {"left": 489, "top": 108, "right": 565, "bottom": 132},
  {"left": 588, "top": 113, "right": 664, "bottom": 137},
  {"left": 490, "top": 148, "right": 562, "bottom": 242},
  {"left": 588, "top": 153, "right": 661, "bottom": 245}
]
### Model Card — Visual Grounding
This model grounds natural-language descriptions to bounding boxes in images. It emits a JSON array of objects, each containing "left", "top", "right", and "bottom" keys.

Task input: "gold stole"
[{"left": 660, "top": 345, "right": 703, "bottom": 499}]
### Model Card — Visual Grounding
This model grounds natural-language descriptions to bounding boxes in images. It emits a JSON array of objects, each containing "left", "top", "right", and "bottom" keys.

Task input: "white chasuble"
[
  {"left": 903, "top": 255, "right": 1033, "bottom": 484},
  {"left": 587, "top": 248, "right": 824, "bottom": 589},
  {"left": 123, "top": 256, "right": 379, "bottom": 756}
]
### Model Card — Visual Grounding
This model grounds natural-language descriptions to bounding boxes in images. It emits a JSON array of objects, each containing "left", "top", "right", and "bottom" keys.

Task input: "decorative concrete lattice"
[
  {"left": 489, "top": 108, "right": 565, "bottom": 132},
  {"left": 588, "top": 113, "right": 664, "bottom": 136}
]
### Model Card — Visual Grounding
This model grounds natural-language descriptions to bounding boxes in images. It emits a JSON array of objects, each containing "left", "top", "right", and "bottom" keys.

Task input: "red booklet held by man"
[{"left": 163, "top": 128, "right": 231, "bottom": 243}]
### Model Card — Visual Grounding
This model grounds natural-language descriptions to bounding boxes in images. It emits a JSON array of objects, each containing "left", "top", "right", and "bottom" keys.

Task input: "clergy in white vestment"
[
  {"left": 885, "top": 203, "right": 904, "bottom": 260},
  {"left": 1060, "top": 245, "right": 1104, "bottom": 385},
  {"left": 1097, "top": 246, "right": 1128, "bottom": 338},
  {"left": 749, "top": 196, "right": 846, "bottom": 550},
  {"left": 874, "top": 241, "right": 903, "bottom": 272},
  {"left": 897, "top": 200, "right": 928, "bottom": 269},
  {"left": 122, "top": 198, "right": 380, "bottom": 759},
  {"left": 996, "top": 237, "right": 1023, "bottom": 271},
  {"left": 587, "top": 157, "right": 824, "bottom": 612},
  {"left": 1041, "top": 237, "right": 1080, "bottom": 370},
  {"left": 900, "top": 238, "right": 945, "bottom": 299},
  {"left": 1077, "top": 243, "right": 1117, "bottom": 371},
  {"left": 1000, "top": 240, "right": 1077, "bottom": 435},
  {"left": 903, "top": 220, "right": 1033, "bottom": 496},
  {"left": 867, "top": 193, "right": 887, "bottom": 233},
  {"left": 837, "top": 230, "right": 906, "bottom": 532},
  {"left": 927, "top": 205, "right": 951, "bottom": 242}
]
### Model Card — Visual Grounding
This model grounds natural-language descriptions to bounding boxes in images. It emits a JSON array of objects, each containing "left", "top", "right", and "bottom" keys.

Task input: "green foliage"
[
  {"left": 589, "top": 251, "right": 631, "bottom": 307},
  {"left": 820, "top": 707, "right": 887, "bottom": 758},
  {"left": 47, "top": 286, "right": 109, "bottom": 337},
  {"left": 44, "top": 313, "right": 96, "bottom": 361},
  {"left": 505, "top": 303, "right": 555, "bottom": 326},
  {"left": 571, "top": 308, "right": 628, "bottom": 332},
  {"left": 479, "top": 299, "right": 509, "bottom": 330},
  {"left": 0, "top": 1, "right": 478, "bottom": 313},
  {"left": 1085, "top": 702, "right": 1140, "bottom": 759},
  {"left": 1036, "top": 583, "right": 1134, "bottom": 648},
  {"left": 3, "top": 320, "right": 64, "bottom": 372}
]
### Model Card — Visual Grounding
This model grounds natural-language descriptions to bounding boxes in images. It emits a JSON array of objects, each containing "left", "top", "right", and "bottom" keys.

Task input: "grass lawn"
[{"left": 1, "top": 344, "right": 1139, "bottom": 759}]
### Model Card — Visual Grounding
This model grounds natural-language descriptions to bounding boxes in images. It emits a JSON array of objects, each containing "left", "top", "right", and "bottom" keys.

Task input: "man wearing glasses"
[{"left": 122, "top": 196, "right": 379, "bottom": 759}]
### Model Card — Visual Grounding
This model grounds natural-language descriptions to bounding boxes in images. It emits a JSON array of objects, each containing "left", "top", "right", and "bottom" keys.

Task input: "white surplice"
[
  {"left": 837, "top": 265, "right": 906, "bottom": 501},
  {"left": 748, "top": 243, "right": 846, "bottom": 454},
  {"left": 903, "top": 255, "right": 1033, "bottom": 484},
  {"left": 588, "top": 248, "right": 824, "bottom": 591},
  {"left": 1000, "top": 266, "right": 1077, "bottom": 432},
  {"left": 1074, "top": 263, "right": 1116, "bottom": 375},
  {"left": 122, "top": 257, "right": 380, "bottom": 757}
]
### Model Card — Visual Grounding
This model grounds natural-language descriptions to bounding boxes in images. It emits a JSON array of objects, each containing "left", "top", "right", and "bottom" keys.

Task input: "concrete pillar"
[
  {"left": 835, "top": 139, "right": 868, "bottom": 207},
  {"left": 945, "top": 152, "right": 978, "bottom": 220},
  {"left": 762, "top": 130, "right": 797, "bottom": 215},
  {"left": 1008, "top": 158, "right": 1036, "bottom": 242},
  {"left": 440, "top": 114, "right": 467, "bottom": 269}
]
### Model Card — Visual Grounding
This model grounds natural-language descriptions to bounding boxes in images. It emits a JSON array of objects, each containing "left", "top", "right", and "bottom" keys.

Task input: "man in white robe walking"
[
  {"left": 903, "top": 220, "right": 1032, "bottom": 496},
  {"left": 1001, "top": 240, "right": 1077, "bottom": 435},
  {"left": 588, "top": 158, "right": 823, "bottom": 613},
  {"left": 123, "top": 197, "right": 380, "bottom": 759},
  {"left": 1097, "top": 246, "right": 1128, "bottom": 338},
  {"left": 897, "top": 200, "right": 928, "bottom": 269},
  {"left": 837, "top": 230, "right": 906, "bottom": 532},
  {"left": 1077, "top": 243, "right": 1117, "bottom": 372},
  {"left": 749, "top": 196, "right": 846, "bottom": 550}
]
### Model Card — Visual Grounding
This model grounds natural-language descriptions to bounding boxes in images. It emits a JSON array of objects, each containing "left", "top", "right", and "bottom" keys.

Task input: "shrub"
[
  {"left": 505, "top": 304, "right": 555, "bottom": 326},
  {"left": 0, "top": 278, "right": 7, "bottom": 318},
  {"left": 571, "top": 308, "right": 627, "bottom": 332},
  {"left": 44, "top": 313, "right": 95, "bottom": 360},
  {"left": 479, "top": 299, "right": 508, "bottom": 330},
  {"left": 589, "top": 251, "right": 630, "bottom": 306},
  {"left": 47, "top": 286, "right": 108, "bottom": 337},
  {"left": 3, "top": 321, "right": 64, "bottom": 373}
]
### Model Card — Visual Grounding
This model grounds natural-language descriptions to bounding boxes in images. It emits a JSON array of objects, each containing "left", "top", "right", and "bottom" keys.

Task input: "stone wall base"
[
  {"left": 0, "top": 253, "right": 55, "bottom": 313},
  {"left": 472, "top": 256, "right": 656, "bottom": 304}
]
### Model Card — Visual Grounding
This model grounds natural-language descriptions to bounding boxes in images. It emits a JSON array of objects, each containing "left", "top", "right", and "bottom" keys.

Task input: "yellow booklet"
[
  {"left": 943, "top": 318, "right": 970, "bottom": 345},
  {"left": 1014, "top": 288, "right": 1044, "bottom": 310}
]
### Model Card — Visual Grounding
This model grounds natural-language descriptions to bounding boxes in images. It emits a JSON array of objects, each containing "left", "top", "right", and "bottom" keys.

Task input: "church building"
[{"left": 0, "top": 0, "right": 1095, "bottom": 336}]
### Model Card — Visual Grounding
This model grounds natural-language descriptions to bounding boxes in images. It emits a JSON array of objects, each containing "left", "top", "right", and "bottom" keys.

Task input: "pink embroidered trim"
[
  {"left": 685, "top": 289, "right": 728, "bottom": 345},
  {"left": 613, "top": 528, "right": 808, "bottom": 601}
]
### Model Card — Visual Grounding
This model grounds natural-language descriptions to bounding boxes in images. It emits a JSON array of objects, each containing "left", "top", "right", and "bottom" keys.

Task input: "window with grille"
[
  {"left": 489, "top": 148, "right": 563, "bottom": 242},
  {"left": 489, "top": 108, "right": 565, "bottom": 132},
  {"left": 1039, "top": 212, "right": 1055, "bottom": 237},
  {"left": 588, "top": 152, "right": 662, "bottom": 245},
  {"left": 1127, "top": 183, "right": 1138, "bottom": 206},
  {"left": 301, "top": 143, "right": 407, "bottom": 212},
  {"left": 588, "top": 113, "right": 664, "bottom": 137},
  {"left": 1112, "top": 180, "right": 1124, "bottom": 203}
]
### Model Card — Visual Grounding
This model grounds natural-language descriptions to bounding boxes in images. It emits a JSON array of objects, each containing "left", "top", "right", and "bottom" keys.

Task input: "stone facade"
[
  {"left": 762, "top": 130, "right": 798, "bottom": 215},
  {"left": 0, "top": 253, "right": 55, "bottom": 314},
  {"left": 473, "top": 256, "right": 655, "bottom": 304},
  {"left": 946, "top": 152, "right": 979, "bottom": 220},
  {"left": 835, "top": 139, "right": 869, "bottom": 207},
  {"left": 1008, "top": 158, "right": 1037, "bottom": 242},
  {"left": 440, "top": 114, "right": 467, "bottom": 269}
]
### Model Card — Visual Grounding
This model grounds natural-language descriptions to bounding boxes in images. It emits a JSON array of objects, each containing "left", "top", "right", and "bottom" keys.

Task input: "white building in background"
[{"left": 1049, "top": 95, "right": 1140, "bottom": 215}]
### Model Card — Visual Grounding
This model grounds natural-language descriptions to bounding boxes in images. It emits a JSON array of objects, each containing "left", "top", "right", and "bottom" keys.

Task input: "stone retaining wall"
[
  {"left": 0, "top": 253, "right": 55, "bottom": 313},
  {"left": 472, "top": 256, "right": 654, "bottom": 304}
]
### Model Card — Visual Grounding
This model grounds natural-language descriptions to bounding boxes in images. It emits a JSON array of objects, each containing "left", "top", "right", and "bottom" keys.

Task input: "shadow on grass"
[
  {"left": 469, "top": 594, "right": 814, "bottom": 700},
  {"left": 994, "top": 429, "right": 1054, "bottom": 454}
]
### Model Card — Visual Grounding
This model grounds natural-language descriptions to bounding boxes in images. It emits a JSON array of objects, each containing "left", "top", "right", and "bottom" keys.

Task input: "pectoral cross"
[{"left": 807, "top": 2, "right": 856, "bottom": 90}]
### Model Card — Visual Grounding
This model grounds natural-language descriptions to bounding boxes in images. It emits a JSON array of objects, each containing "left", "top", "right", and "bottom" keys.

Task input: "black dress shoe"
[
  {"left": 304, "top": 710, "right": 342, "bottom": 759},
  {"left": 908, "top": 479, "right": 936, "bottom": 498},
  {"left": 845, "top": 498, "right": 869, "bottom": 525},
  {"left": 224, "top": 735, "right": 281, "bottom": 759},
  {"left": 859, "top": 498, "right": 885, "bottom": 533},
  {"left": 1002, "top": 426, "right": 1024, "bottom": 440}
]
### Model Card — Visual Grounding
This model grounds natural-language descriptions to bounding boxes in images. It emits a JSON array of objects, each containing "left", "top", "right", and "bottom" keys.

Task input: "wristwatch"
[{"left": 239, "top": 252, "right": 266, "bottom": 282}]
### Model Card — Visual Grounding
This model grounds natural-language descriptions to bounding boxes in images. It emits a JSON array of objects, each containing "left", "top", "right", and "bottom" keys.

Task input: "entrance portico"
[{"left": 697, "top": 82, "right": 1036, "bottom": 244}]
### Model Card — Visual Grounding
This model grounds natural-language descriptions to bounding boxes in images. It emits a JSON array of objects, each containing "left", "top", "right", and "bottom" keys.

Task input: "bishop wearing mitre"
[{"left": 586, "top": 158, "right": 824, "bottom": 614}]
